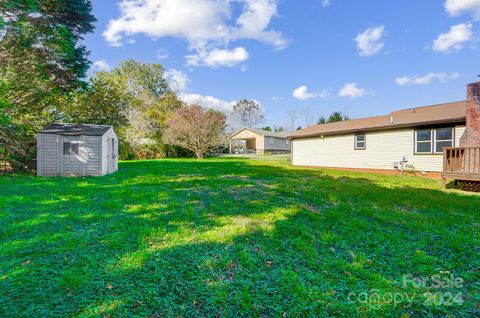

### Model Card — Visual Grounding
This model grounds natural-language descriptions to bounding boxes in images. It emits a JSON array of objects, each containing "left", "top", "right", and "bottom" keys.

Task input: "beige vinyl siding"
[
  {"left": 455, "top": 126, "right": 465, "bottom": 146},
  {"left": 292, "top": 125, "right": 465, "bottom": 172},
  {"left": 37, "top": 134, "right": 59, "bottom": 176}
]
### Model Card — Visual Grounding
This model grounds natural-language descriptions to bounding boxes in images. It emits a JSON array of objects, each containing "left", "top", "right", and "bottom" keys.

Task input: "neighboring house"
[
  {"left": 228, "top": 128, "right": 292, "bottom": 155},
  {"left": 37, "top": 123, "right": 118, "bottom": 177},
  {"left": 289, "top": 93, "right": 473, "bottom": 175}
]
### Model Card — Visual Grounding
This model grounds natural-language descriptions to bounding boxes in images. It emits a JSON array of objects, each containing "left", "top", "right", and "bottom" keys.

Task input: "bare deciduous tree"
[
  {"left": 163, "top": 105, "right": 226, "bottom": 159},
  {"left": 285, "top": 110, "right": 298, "bottom": 131},
  {"left": 302, "top": 106, "right": 315, "bottom": 127},
  {"left": 232, "top": 99, "right": 265, "bottom": 128}
]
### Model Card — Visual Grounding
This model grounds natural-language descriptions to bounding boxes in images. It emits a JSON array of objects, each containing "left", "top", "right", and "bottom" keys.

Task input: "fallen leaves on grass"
[{"left": 21, "top": 259, "right": 31, "bottom": 266}]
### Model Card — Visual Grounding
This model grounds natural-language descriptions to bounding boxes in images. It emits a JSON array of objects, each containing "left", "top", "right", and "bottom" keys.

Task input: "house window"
[
  {"left": 414, "top": 128, "right": 454, "bottom": 154},
  {"left": 286, "top": 139, "right": 290, "bottom": 145},
  {"left": 63, "top": 142, "right": 79, "bottom": 155},
  {"left": 270, "top": 138, "right": 274, "bottom": 144},
  {"left": 63, "top": 142, "right": 70, "bottom": 155},
  {"left": 354, "top": 134, "right": 366, "bottom": 150},
  {"left": 415, "top": 129, "right": 432, "bottom": 154},
  {"left": 435, "top": 128, "right": 453, "bottom": 153}
]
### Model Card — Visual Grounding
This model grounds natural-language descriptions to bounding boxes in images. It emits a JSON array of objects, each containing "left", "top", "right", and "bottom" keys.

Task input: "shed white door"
[
  {"left": 62, "top": 136, "right": 83, "bottom": 176},
  {"left": 107, "top": 137, "right": 116, "bottom": 174}
]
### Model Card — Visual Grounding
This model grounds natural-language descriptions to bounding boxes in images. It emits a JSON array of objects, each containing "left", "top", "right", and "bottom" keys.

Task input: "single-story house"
[
  {"left": 37, "top": 123, "right": 118, "bottom": 177},
  {"left": 228, "top": 128, "right": 292, "bottom": 155},
  {"left": 289, "top": 82, "right": 480, "bottom": 176}
]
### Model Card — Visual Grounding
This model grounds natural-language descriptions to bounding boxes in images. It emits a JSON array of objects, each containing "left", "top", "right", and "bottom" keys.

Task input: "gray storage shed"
[{"left": 37, "top": 123, "right": 118, "bottom": 177}]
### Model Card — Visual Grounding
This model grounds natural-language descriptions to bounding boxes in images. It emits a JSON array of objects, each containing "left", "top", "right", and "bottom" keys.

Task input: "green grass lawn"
[{"left": 0, "top": 158, "right": 479, "bottom": 317}]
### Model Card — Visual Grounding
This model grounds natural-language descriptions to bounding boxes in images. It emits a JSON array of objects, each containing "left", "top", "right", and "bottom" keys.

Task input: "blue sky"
[{"left": 84, "top": 0, "right": 480, "bottom": 129}]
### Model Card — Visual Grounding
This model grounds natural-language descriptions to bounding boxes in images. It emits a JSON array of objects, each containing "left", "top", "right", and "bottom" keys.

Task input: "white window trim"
[
  {"left": 354, "top": 134, "right": 366, "bottom": 150},
  {"left": 434, "top": 128, "right": 454, "bottom": 154},
  {"left": 414, "top": 128, "right": 454, "bottom": 155},
  {"left": 414, "top": 129, "right": 433, "bottom": 154}
]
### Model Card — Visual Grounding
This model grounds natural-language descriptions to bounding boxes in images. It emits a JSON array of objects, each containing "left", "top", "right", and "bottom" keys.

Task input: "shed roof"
[
  {"left": 39, "top": 123, "right": 112, "bottom": 136},
  {"left": 230, "top": 127, "right": 292, "bottom": 139},
  {"left": 288, "top": 101, "right": 466, "bottom": 139}
]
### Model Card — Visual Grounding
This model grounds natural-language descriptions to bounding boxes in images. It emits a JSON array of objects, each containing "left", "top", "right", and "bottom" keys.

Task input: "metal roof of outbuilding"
[{"left": 39, "top": 123, "right": 112, "bottom": 136}]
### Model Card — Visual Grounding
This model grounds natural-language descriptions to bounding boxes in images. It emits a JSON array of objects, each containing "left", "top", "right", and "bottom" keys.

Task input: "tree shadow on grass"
[{"left": 0, "top": 159, "right": 479, "bottom": 317}]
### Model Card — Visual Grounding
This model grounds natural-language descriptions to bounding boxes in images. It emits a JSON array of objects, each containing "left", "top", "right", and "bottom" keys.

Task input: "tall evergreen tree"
[
  {"left": 0, "top": 0, "right": 96, "bottom": 166},
  {"left": 327, "top": 112, "right": 349, "bottom": 123},
  {"left": 317, "top": 116, "right": 326, "bottom": 124},
  {"left": 1, "top": 1, "right": 96, "bottom": 90}
]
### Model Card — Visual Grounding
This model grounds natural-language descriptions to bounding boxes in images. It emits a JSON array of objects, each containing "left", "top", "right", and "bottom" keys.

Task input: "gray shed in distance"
[{"left": 37, "top": 123, "right": 118, "bottom": 177}]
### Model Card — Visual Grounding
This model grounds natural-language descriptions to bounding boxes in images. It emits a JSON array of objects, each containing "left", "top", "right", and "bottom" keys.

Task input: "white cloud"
[
  {"left": 103, "top": 0, "right": 286, "bottom": 67},
  {"left": 103, "top": 0, "right": 230, "bottom": 47},
  {"left": 395, "top": 72, "right": 460, "bottom": 86},
  {"left": 432, "top": 23, "right": 473, "bottom": 52},
  {"left": 164, "top": 69, "right": 189, "bottom": 91},
  {"left": 163, "top": 68, "right": 235, "bottom": 113},
  {"left": 156, "top": 49, "right": 169, "bottom": 60},
  {"left": 228, "top": 0, "right": 287, "bottom": 49},
  {"left": 338, "top": 83, "right": 366, "bottom": 98},
  {"left": 354, "top": 25, "right": 385, "bottom": 56},
  {"left": 92, "top": 60, "right": 111, "bottom": 72},
  {"left": 180, "top": 93, "right": 236, "bottom": 112},
  {"left": 165, "top": 70, "right": 236, "bottom": 113},
  {"left": 293, "top": 85, "right": 316, "bottom": 101},
  {"left": 318, "top": 90, "right": 330, "bottom": 98},
  {"left": 292, "top": 85, "right": 329, "bottom": 101},
  {"left": 186, "top": 47, "right": 249, "bottom": 67},
  {"left": 445, "top": 0, "right": 480, "bottom": 19},
  {"left": 321, "top": 0, "right": 331, "bottom": 7}
]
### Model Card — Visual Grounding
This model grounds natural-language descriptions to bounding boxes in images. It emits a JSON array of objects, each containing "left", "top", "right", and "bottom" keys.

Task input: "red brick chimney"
[{"left": 460, "top": 82, "right": 480, "bottom": 147}]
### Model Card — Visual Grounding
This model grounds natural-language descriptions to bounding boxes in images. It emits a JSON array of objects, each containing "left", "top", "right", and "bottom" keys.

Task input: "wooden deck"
[{"left": 442, "top": 147, "right": 480, "bottom": 189}]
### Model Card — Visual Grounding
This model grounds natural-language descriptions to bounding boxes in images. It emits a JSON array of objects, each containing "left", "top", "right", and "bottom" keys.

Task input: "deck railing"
[{"left": 443, "top": 147, "right": 480, "bottom": 176}]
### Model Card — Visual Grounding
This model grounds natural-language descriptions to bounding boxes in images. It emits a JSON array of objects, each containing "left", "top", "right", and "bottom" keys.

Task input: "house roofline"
[
  {"left": 229, "top": 127, "right": 291, "bottom": 139},
  {"left": 228, "top": 127, "right": 264, "bottom": 139},
  {"left": 288, "top": 118, "right": 466, "bottom": 139}
]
